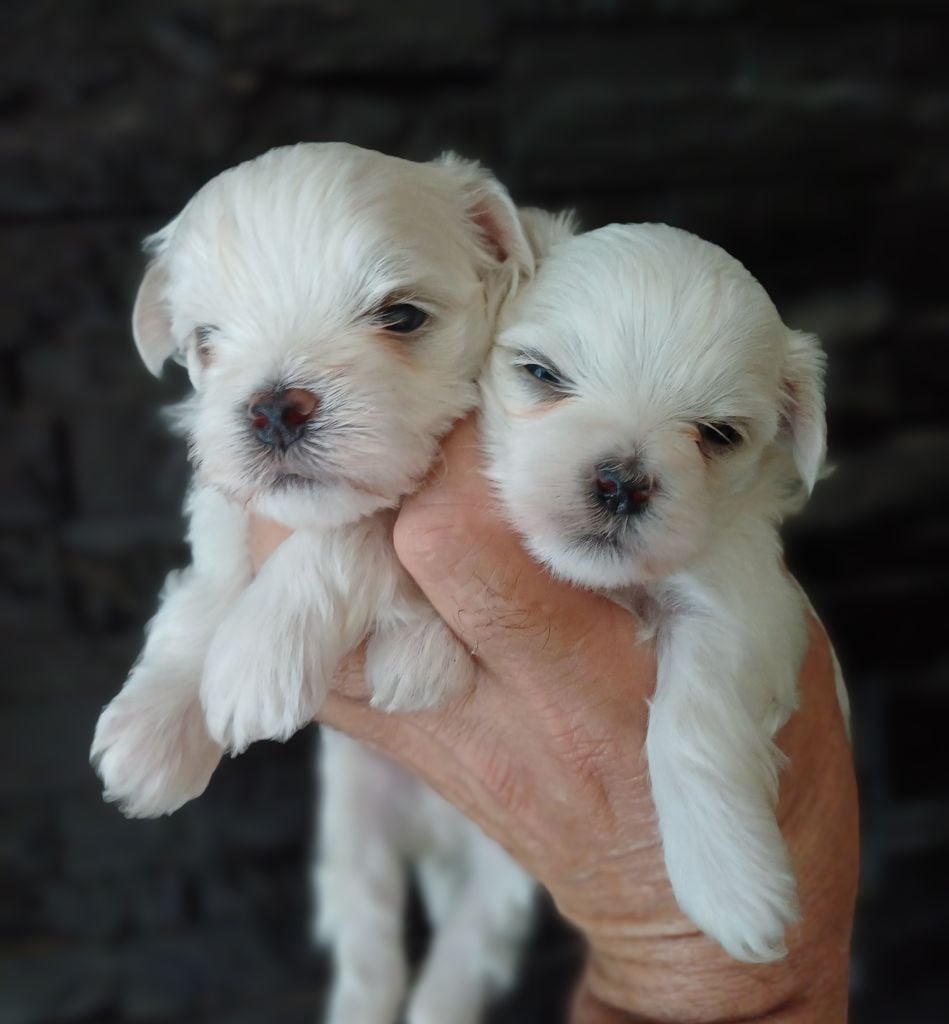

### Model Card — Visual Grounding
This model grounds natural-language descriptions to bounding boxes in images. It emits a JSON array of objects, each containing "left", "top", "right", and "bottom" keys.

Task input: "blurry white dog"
[
  {"left": 481, "top": 221, "right": 844, "bottom": 963},
  {"left": 90, "top": 143, "right": 538, "bottom": 1023}
]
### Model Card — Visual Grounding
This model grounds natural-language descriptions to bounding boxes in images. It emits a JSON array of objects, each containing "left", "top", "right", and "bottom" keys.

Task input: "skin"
[{"left": 250, "top": 417, "right": 858, "bottom": 1024}]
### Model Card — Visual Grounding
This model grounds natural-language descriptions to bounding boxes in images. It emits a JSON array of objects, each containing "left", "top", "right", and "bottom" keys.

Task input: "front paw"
[
  {"left": 201, "top": 609, "right": 326, "bottom": 752},
  {"left": 91, "top": 669, "right": 221, "bottom": 818},
  {"left": 665, "top": 818, "right": 799, "bottom": 962},
  {"left": 366, "top": 616, "right": 476, "bottom": 712}
]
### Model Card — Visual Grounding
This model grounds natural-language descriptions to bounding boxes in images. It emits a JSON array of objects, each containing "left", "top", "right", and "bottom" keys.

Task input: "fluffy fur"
[
  {"left": 91, "top": 142, "right": 536, "bottom": 1023},
  {"left": 480, "top": 220, "right": 848, "bottom": 963}
]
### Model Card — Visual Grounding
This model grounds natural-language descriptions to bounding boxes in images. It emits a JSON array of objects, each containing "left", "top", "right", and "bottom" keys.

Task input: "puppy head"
[
  {"left": 481, "top": 223, "right": 826, "bottom": 589},
  {"left": 133, "top": 142, "right": 531, "bottom": 527}
]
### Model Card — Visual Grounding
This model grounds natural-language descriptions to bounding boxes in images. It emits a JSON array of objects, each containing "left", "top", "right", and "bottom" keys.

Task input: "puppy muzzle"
[
  {"left": 249, "top": 388, "right": 319, "bottom": 452},
  {"left": 592, "top": 459, "right": 654, "bottom": 518}
]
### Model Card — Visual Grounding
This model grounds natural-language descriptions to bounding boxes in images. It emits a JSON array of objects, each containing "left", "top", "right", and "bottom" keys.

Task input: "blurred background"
[{"left": 3, "top": 1, "right": 948, "bottom": 1021}]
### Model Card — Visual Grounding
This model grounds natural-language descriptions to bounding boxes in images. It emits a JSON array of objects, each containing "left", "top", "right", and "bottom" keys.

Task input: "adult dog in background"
[
  {"left": 481, "top": 221, "right": 847, "bottom": 963},
  {"left": 91, "top": 143, "right": 537, "bottom": 1024}
]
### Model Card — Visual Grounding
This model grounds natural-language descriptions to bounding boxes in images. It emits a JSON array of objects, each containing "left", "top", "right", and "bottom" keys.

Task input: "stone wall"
[{"left": 3, "top": 2, "right": 948, "bottom": 1021}]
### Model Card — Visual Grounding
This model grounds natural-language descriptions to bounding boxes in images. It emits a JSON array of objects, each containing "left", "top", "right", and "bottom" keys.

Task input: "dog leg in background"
[
  {"left": 91, "top": 487, "right": 251, "bottom": 817},
  {"left": 405, "top": 831, "right": 536, "bottom": 1024},
  {"left": 316, "top": 730, "right": 409, "bottom": 1024},
  {"left": 366, "top": 584, "right": 477, "bottom": 711},
  {"left": 646, "top": 555, "right": 807, "bottom": 963}
]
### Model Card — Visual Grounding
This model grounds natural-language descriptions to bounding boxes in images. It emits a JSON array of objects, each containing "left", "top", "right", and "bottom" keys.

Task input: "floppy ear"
[
  {"left": 467, "top": 179, "right": 534, "bottom": 276},
  {"left": 780, "top": 329, "right": 827, "bottom": 494},
  {"left": 132, "top": 259, "right": 176, "bottom": 376},
  {"left": 437, "top": 153, "right": 534, "bottom": 286}
]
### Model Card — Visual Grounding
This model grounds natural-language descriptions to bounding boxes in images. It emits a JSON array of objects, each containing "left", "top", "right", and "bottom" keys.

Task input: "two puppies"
[{"left": 92, "top": 142, "right": 835, "bottom": 1018}]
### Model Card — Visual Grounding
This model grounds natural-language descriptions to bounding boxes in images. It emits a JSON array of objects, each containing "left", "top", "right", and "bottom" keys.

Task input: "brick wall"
[{"left": 3, "top": 2, "right": 948, "bottom": 1021}]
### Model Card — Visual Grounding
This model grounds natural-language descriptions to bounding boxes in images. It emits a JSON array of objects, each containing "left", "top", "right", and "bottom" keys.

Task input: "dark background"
[{"left": 3, "top": 1, "right": 948, "bottom": 1021}]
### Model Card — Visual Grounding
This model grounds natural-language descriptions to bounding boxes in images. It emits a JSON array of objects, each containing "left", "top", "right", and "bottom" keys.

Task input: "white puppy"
[
  {"left": 91, "top": 142, "right": 537, "bottom": 1023},
  {"left": 481, "top": 221, "right": 844, "bottom": 963}
]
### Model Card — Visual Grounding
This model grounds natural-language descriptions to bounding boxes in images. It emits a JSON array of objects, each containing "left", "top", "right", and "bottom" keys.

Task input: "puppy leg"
[
  {"left": 91, "top": 488, "right": 250, "bottom": 817},
  {"left": 406, "top": 829, "right": 535, "bottom": 1024},
  {"left": 316, "top": 730, "right": 409, "bottom": 1024},
  {"left": 201, "top": 528, "right": 378, "bottom": 752},
  {"left": 647, "top": 595, "right": 805, "bottom": 962},
  {"left": 366, "top": 584, "right": 476, "bottom": 712}
]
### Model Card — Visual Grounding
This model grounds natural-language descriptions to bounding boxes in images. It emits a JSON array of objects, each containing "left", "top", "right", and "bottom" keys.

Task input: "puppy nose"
[
  {"left": 593, "top": 461, "right": 654, "bottom": 517},
  {"left": 249, "top": 388, "right": 319, "bottom": 451}
]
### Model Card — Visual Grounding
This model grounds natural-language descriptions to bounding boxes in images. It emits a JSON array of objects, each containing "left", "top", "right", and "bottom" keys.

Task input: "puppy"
[
  {"left": 481, "top": 221, "right": 846, "bottom": 963},
  {"left": 91, "top": 142, "right": 537, "bottom": 1023}
]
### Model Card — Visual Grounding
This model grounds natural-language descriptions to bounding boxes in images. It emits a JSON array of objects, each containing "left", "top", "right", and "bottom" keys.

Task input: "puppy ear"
[
  {"left": 437, "top": 152, "right": 534, "bottom": 284},
  {"left": 132, "top": 259, "right": 176, "bottom": 376},
  {"left": 780, "top": 329, "right": 827, "bottom": 493},
  {"left": 517, "top": 207, "right": 579, "bottom": 262}
]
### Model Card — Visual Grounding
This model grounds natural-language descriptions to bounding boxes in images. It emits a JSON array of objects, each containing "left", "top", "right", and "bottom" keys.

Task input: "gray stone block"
[
  {"left": 59, "top": 518, "right": 186, "bottom": 631},
  {"left": 505, "top": 31, "right": 906, "bottom": 193},
  {"left": 795, "top": 430, "right": 949, "bottom": 534},
  {"left": 59, "top": 794, "right": 182, "bottom": 878},
  {"left": 0, "top": 946, "right": 116, "bottom": 1024},
  {"left": 0, "top": 697, "right": 107, "bottom": 802},
  {"left": 118, "top": 925, "right": 299, "bottom": 1020},
  {"left": 68, "top": 406, "right": 189, "bottom": 520},
  {"left": 4, "top": 626, "right": 139, "bottom": 704},
  {"left": 0, "top": 1, "right": 496, "bottom": 217}
]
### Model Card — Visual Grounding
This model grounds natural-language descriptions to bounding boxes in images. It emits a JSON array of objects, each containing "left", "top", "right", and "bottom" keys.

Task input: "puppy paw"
[
  {"left": 201, "top": 603, "right": 327, "bottom": 752},
  {"left": 91, "top": 670, "right": 221, "bottom": 818},
  {"left": 366, "top": 616, "right": 476, "bottom": 712},
  {"left": 666, "top": 824, "right": 799, "bottom": 963}
]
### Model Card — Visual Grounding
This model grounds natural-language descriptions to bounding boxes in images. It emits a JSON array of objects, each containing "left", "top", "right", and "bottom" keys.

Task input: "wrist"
[
  {"left": 572, "top": 979, "right": 814, "bottom": 1024},
  {"left": 572, "top": 926, "right": 843, "bottom": 1024}
]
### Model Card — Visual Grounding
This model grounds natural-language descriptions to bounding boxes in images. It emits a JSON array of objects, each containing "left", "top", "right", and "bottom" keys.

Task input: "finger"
[
  {"left": 394, "top": 417, "right": 648, "bottom": 680},
  {"left": 777, "top": 614, "right": 843, "bottom": 759},
  {"left": 319, "top": 691, "right": 444, "bottom": 760},
  {"left": 317, "top": 685, "right": 526, "bottom": 847},
  {"left": 317, "top": 690, "right": 473, "bottom": 803},
  {"left": 327, "top": 645, "right": 372, "bottom": 701},
  {"left": 248, "top": 515, "right": 293, "bottom": 573}
]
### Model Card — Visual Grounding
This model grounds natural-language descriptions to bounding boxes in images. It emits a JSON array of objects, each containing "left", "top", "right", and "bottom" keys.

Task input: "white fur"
[
  {"left": 481, "top": 221, "right": 847, "bottom": 962},
  {"left": 316, "top": 730, "right": 536, "bottom": 1024},
  {"left": 90, "top": 142, "right": 536, "bottom": 1022}
]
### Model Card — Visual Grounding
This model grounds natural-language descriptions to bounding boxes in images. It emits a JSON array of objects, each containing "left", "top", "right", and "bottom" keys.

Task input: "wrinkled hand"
[{"left": 250, "top": 416, "right": 858, "bottom": 1023}]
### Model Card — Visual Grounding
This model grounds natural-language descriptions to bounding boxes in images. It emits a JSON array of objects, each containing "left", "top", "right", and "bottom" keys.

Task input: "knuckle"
[
  {"left": 480, "top": 749, "right": 530, "bottom": 818},
  {"left": 393, "top": 497, "right": 478, "bottom": 577}
]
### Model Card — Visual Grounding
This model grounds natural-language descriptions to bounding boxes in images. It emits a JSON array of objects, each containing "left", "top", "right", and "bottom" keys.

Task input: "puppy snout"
[
  {"left": 593, "top": 460, "right": 654, "bottom": 517},
  {"left": 249, "top": 388, "right": 319, "bottom": 451}
]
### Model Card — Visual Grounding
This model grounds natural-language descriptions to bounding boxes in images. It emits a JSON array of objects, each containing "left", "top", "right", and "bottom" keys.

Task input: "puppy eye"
[
  {"left": 697, "top": 422, "right": 743, "bottom": 448},
  {"left": 374, "top": 303, "right": 428, "bottom": 334},
  {"left": 194, "top": 325, "right": 217, "bottom": 367},
  {"left": 522, "top": 363, "right": 565, "bottom": 387}
]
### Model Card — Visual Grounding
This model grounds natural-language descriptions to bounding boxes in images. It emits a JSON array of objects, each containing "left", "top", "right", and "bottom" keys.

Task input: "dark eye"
[
  {"left": 522, "top": 363, "right": 564, "bottom": 387},
  {"left": 194, "top": 325, "right": 216, "bottom": 367},
  {"left": 698, "top": 421, "right": 743, "bottom": 448},
  {"left": 375, "top": 303, "right": 428, "bottom": 334}
]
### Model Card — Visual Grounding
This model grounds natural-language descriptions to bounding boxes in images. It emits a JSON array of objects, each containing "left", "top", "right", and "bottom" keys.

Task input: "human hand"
[{"left": 250, "top": 416, "right": 858, "bottom": 1023}]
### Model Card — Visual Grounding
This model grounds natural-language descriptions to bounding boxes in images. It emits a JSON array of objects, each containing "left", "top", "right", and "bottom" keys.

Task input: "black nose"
[
  {"left": 249, "top": 388, "right": 319, "bottom": 451},
  {"left": 593, "top": 461, "right": 654, "bottom": 517}
]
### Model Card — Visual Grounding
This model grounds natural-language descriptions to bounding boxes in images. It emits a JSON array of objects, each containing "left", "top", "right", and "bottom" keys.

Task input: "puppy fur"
[
  {"left": 91, "top": 143, "right": 537, "bottom": 1024},
  {"left": 481, "top": 220, "right": 847, "bottom": 963}
]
